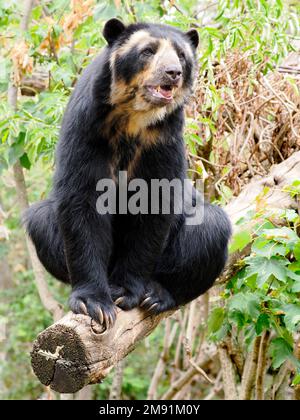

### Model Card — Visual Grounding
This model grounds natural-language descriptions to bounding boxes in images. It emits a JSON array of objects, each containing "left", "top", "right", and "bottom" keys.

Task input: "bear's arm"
[{"left": 54, "top": 140, "right": 113, "bottom": 296}]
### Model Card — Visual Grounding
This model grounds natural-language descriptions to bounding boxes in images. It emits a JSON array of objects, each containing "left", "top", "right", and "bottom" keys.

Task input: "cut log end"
[
  {"left": 31, "top": 318, "right": 91, "bottom": 393},
  {"left": 31, "top": 310, "right": 169, "bottom": 393}
]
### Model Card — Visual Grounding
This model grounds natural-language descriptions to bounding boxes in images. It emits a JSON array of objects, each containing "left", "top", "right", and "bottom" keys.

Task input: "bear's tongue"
[
  {"left": 148, "top": 85, "right": 173, "bottom": 100},
  {"left": 158, "top": 85, "right": 173, "bottom": 99}
]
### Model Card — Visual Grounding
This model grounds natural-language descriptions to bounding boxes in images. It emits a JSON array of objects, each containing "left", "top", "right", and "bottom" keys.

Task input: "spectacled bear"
[{"left": 25, "top": 19, "right": 231, "bottom": 330}]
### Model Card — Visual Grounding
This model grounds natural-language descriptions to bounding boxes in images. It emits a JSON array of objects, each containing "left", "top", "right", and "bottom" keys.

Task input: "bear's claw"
[{"left": 69, "top": 288, "right": 117, "bottom": 330}]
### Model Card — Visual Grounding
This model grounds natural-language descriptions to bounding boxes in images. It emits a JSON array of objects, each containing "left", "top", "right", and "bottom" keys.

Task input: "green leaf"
[
  {"left": 245, "top": 256, "right": 288, "bottom": 288},
  {"left": 8, "top": 142, "right": 25, "bottom": 165},
  {"left": 269, "top": 337, "right": 294, "bottom": 369},
  {"left": 229, "top": 311, "right": 247, "bottom": 329},
  {"left": 284, "top": 180, "right": 300, "bottom": 198},
  {"left": 288, "top": 261, "right": 300, "bottom": 274},
  {"left": 293, "top": 374, "right": 300, "bottom": 386},
  {"left": 31, "top": 5, "right": 42, "bottom": 20},
  {"left": 283, "top": 304, "right": 300, "bottom": 332},
  {"left": 261, "top": 227, "right": 299, "bottom": 245},
  {"left": 287, "top": 269, "right": 300, "bottom": 281},
  {"left": 252, "top": 238, "right": 287, "bottom": 258},
  {"left": 207, "top": 307, "right": 224, "bottom": 334},
  {"left": 294, "top": 242, "right": 300, "bottom": 261},
  {"left": 207, "top": 36, "right": 213, "bottom": 54},
  {"left": 244, "top": 324, "right": 257, "bottom": 345},
  {"left": 281, "top": 209, "right": 299, "bottom": 223},
  {"left": 291, "top": 280, "right": 300, "bottom": 293},
  {"left": 228, "top": 292, "right": 260, "bottom": 319},
  {"left": 255, "top": 313, "right": 270, "bottom": 335},
  {"left": 229, "top": 230, "right": 252, "bottom": 253},
  {"left": 19, "top": 153, "right": 31, "bottom": 170}
]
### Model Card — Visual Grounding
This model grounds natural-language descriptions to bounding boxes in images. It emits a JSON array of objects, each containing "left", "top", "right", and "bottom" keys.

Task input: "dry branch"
[
  {"left": 30, "top": 151, "right": 300, "bottom": 393},
  {"left": 240, "top": 336, "right": 261, "bottom": 400},
  {"left": 147, "top": 318, "right": 176, "bottom": 399},
  {"left": 109, "top": 360, "right": 125, "bottom": 400},
  {"left": 255, "top": 330, "right": 270, "bottom": 400},
  {"left": 218, "top": 344, "right": 238, "bottom": 400}
]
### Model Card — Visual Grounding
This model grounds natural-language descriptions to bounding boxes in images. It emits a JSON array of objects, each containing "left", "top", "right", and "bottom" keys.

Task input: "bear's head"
[{"left": 103, "top": 19, "right": 198, "bottom": 134}]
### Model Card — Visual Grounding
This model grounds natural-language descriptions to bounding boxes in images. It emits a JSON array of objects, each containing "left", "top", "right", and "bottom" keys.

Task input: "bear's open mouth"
[{"left": 146, "top": 85, "right": 175, "bottom": 103}]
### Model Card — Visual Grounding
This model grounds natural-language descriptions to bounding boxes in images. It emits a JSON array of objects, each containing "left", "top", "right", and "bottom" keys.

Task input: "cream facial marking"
[{"left": 110, "top": 30, "right": 156, "bottom": 70}]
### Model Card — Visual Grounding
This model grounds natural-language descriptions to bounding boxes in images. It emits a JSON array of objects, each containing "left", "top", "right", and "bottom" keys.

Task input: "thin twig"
[
  {"left": 240, "top": 336, "right": 261, "bottom": 400},
  {"left": 189, "top": 359, "right": 214, "bottom": 384},
  {"left": 255, "top": 330, "right": 270, "bottom": 400}
]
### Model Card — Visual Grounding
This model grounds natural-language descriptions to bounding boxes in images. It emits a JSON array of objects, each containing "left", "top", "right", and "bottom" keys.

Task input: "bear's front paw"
[
  {"left": 109, "top": 269, "right": 147, "bottom": 311},
  {"left": 69, "top": 286, "right": 117, "bottom": 330},
  {"left": 140, "top": 282, "right": 177, "bottom": 315}
]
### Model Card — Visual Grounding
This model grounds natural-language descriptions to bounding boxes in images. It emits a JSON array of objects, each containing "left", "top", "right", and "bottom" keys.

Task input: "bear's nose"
[{"left": 165, "top": 66, "right": 182, "bottom": 82}]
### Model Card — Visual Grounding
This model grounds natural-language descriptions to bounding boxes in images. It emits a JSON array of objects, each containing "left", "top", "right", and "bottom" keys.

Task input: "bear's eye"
[
  {"left": 141, "top": 47, "right": 155, "bottom": 57},
  {"left": 178, "top": 51, "right": 185, "bottom": 61}
]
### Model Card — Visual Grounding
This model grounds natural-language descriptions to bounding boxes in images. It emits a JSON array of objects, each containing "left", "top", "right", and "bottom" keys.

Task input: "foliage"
[{"left": 208, "top": 205, "right": 300, "bottom": 381}]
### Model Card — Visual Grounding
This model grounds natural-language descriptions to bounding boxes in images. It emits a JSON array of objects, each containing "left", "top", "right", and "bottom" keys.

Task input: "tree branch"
[
  {"left": 109, "top": 360, "right": 125, "bottom": 400},
  {"left": 240, "top": 336, "right": 261, "bottom": 400},
  {"left": 31, "top": 310, "right": 169, "bottom": 393},
  {"left": 218, "top": 343, "right": 238, "bottom": 400},
  {"left": 255, "top": 330, "right": 270, "bottom": 400},
  {"left": 147, "top": 318, "right": 176, "bottom": 400}
]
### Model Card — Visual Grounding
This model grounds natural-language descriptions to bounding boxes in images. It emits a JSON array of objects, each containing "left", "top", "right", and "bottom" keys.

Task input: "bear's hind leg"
[
  {"left": 143, "top": 203, "right": 231, "bottom": 314},
  {"left": 24, "top": 199, "right": 69, "bottom": 283},
  {"left": 109, "top": 266, "right": 149, "bottom": 311}
]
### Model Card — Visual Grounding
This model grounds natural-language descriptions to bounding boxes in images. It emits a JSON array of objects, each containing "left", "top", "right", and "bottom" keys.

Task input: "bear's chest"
[
  {"left": 110, "top": 136, "right": 142, "bottom": 179},
  {"left": 108, "top": 124, "right": 161, "bottom": 180}
]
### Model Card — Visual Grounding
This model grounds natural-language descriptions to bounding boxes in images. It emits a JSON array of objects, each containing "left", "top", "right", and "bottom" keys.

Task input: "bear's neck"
[{"left": 103, "top": 103, "right": 183, "bottom": 145}]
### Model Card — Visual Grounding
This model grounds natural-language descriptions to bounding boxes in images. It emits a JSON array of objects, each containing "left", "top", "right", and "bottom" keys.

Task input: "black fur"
[
  {"left": 115, "top": 47, "right": 146, "bottom": 84},
  {"left": 24, "top": 20, "right": 231, "bottom": 327},
  {"left": 103, "top": 18, "right": 126, "bottom": 46}
]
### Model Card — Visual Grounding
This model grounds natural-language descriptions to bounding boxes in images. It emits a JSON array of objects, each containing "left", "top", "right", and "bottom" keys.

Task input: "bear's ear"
[
  {"left": 185, "top": 28, "right": 199, "bottom": 49},
  {"left": 103, "top": 18, "right": 126, "bottom": 46}
]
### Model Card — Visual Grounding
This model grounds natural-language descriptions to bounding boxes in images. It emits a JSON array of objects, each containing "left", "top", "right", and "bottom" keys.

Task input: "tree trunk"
[{"left": 31, "top": 310, "right": 169, "bottom": 393}]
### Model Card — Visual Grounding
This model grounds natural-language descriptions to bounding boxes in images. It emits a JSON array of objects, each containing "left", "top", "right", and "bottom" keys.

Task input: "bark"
[
  {"left": 30, "top": 151, "right": 300, "bottom": 393},
  {"left": 272, "top": 362, "right": 290, "bottom": 400},
  {"left": 75, "top": 386, "right": 93, "bottom": 400},
  {"left": 21, "top": 69, "right": 49, "bottom": 96},
  {"left": 109, "top": 361, "right": 125, "bottom": 400},
  {"left": 240, "top": 336, "right": 261, "bottom": 400},
  {"left": 31, "top": 310, "right": 169, "bottom": 393},
  {"left": 20, "top": 0, "right": 34, "bottom": 32},
  {"left": 218, "top": 344, "right": 238, "bottom": 400},
  {"left": 255, "top": 330, "right": 270, "bottom": 400}
]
